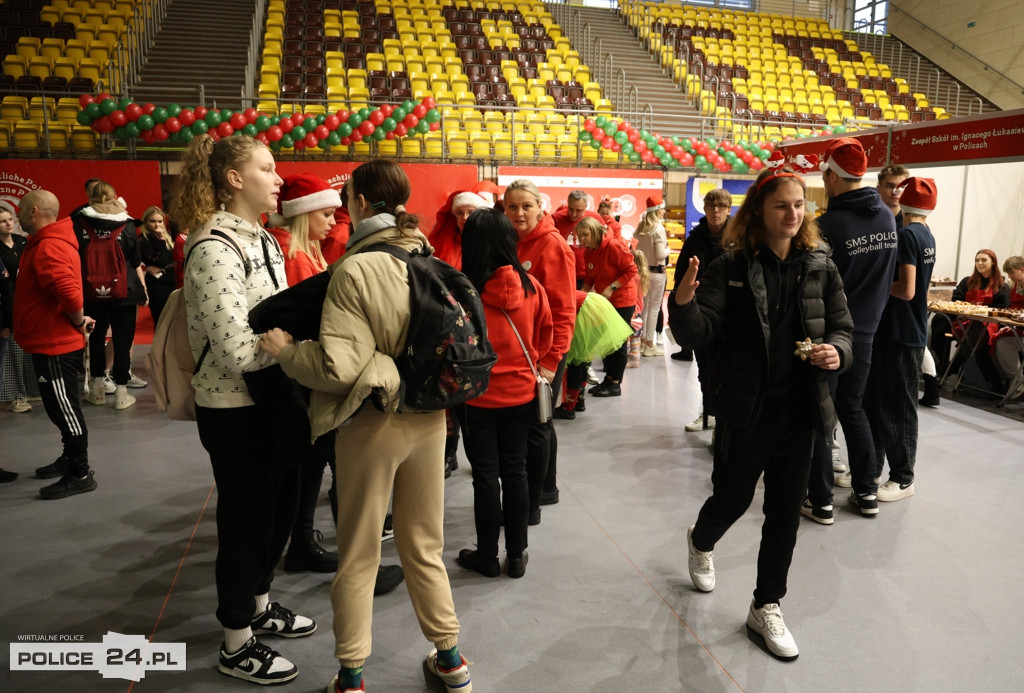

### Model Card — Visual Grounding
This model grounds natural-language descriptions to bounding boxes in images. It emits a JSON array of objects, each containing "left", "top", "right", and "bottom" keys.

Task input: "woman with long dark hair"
[
  {"left": 670, "top": 166, "right": 853, "bottom": 660},
  {"left": 138, "top": 205, "right": 176, "bottom": 324},
  {"left": 457, "top": 208, "right": 552, "bottom": 579}
]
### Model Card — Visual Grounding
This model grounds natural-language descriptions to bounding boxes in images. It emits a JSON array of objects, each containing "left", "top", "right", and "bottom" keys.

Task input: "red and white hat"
[
  {"left": 897, "top": 177, "right": 937, "bottom": 216},
  {"left": 645, "top": 194, "right": 665, "bottom": 213},
  {"left": 766, "top": 150, "right": 786, "bottom": 169},
  {"left": 278, "top": 174, "right": 342, "bottom": 219},
  {"left": 451, "top": 191, "right": 491, "bottom": 211},
  {"left": 818, "top": 137, "right": 867, "bottom": 179}
]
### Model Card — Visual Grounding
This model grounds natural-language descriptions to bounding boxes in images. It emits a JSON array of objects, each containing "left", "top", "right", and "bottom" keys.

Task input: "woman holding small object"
[{"left": 669, "top": 165, "right": 853, "bottom": 660}]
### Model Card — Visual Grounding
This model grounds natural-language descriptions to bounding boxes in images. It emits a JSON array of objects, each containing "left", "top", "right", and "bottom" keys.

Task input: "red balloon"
[
  {"left": 421, "top": 96, "right": 436, "bottom": 109},
  {"left": 142, "top": 103, "right": 156, "bottom": 115},
  {"left": 324, "top": 114, "right": 340, "bottom": 130},
  {"left": 230, "top": 113, "right": 246, "bottom": 130},
  {"left": 141, "top": 129, "right": 156, "bottom": 143},
  {"left": 304, "top": 132, "right": 319, "bottom": 148},
  {"left": 617, "top": 120, "right": 628, "bottom": 131},
  {"left": 385, "top": 131, "right": 395, "bottom": 139},
  {"left": 164, "top": 117, "right": 181, "bottom": 133},
  {"left": 680, "top": 152, "right": 694, "bottom": 166},
  {"left": 109, "top": 110, "right": 127, "bottom": 127},
  {"left": 97, "top": 116, "right": 115, "bottom": 133},
  {"left": 217, "top": 121, "right": 234, "bottom": 137},
  {"left": 340, "top": 136, "right": 351, "bottom": 146},
  {"left": 152, "top": 124, "right": 169, "bottom": 140},
  {"left": 96, "top": 91, "right": 112, "bottom": 103},
  {"left": 379, "top": 104, "right": 393, "bottom": 117},
  {"left": 172, "top": 106, "right": 189, "bottom": 124},
  {"left": 592, "top": 129, "right": 605, "bottom": 141},
  {"left": 255, "top": 132, "right": 269, "bottom": 145},
  {"left": 394, "top": 123, "right": 407, "bottom": 137},
  {"left": 627, "top": 131, "right": 639, "bottom": 143},
  {"left": 279, "top": 117, "right": 294, "bottom": 133},
  {"left": 428, "top": 121, "right": 439, "bottom": 131},
  {"left": 403, "top": 114, "right": 418, "bottom": 129},
  {"left": 293, "top": 138, "right": 305, "bottom": 151},
  {"left": 583, "top": 118, "right": 596, "bottom": 132},
  {"left": 78, "top": 94, "right": 95, "bottom": 108},
  {"left": 314, "top": 124, "right": 329, "bottom": 139},
  {"left": 611, "top": 142, "right": 621, "bottom": 152},
  {"left": 335, "top": 109, "right": 350, "bottom": 122},
  {"left": 266, "top": 125, "right": 283, "bottom": 141},
  {"left": 601, "top": 138, "right": 613, "bottom": 150},
  {"left": 412, "top": 104, "right": 427, "bottom": 118},
  {"left": 194, "top": 106, "right": 208, "bottom": 120},
  {"left": 369, "top": 110, "right": 385, "bottom": 126},
  {"left": 359, "top": 120, "right": 375, "bottom": 136},
  {"left": 208, "top": 131, "right": 220, "bottom": 142},
  {"left": 634, "top": 140, "right": 646, "bottom": 153},
  {"left": 351, "top": 132, "right": 363, "bottom": 142},
  {"left": 243, "top": 107, "right": 258, "bottom": 123}
]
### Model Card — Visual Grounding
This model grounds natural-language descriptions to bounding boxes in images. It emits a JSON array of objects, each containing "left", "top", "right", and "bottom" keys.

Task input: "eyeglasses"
[{"left": 705, "top": 203, "right": 730, "bottom": 210}]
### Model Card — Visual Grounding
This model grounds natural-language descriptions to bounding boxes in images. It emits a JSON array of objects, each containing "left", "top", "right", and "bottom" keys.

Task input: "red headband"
[{"left": 756, "top": 169, "right": 803, "bottom": 192}]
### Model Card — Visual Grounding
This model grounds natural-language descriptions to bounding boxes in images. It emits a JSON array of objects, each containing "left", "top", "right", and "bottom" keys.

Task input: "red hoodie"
[
  {"left": 428, "top": 189, "right": 471, "bottom": 270},
  {"left": 551, "top": 205, "right": 602, "bottom": 281},
  {"left": 516, "top": 214, "right": 576, "bottom": 371},
  {"left": 321, "top": 205, "right": 350, "bottom": 265},
  {"left": 472, "top": 266, "right": 553, "bottom": 408},
  {"left": 584, "top": 233, "right": 638, "bottom": 310},
  {"left": 267, "top": 226, "right": 325, "bottom": 286},
  {"left": 13, "top": 217, "right": 87, "bottom": 356}
]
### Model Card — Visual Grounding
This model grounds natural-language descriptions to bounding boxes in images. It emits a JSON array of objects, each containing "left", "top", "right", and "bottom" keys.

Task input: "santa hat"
[
  {"left": 792, "top": 153, "right": 819, "bottom": 173},
  {"left": 897, "top": 177, "right": 937, "bottom": 216},
  {"left": 766, "top": 150, "right": 786, "bottom": 169},
  {"left": 277, "top": 174, "right": 342, "bottom": 220},
  {"left": 818, "top": 137, "right": 867, "bottom": 179},
  {"left": 472, "top": 180, "right": 501, "bottom": 206},
  {"left": 645, "top": 194, "right": 665, "bottom": 213},
  {"left": 451, "top": 191, "right": 491, "bottom": 211}
]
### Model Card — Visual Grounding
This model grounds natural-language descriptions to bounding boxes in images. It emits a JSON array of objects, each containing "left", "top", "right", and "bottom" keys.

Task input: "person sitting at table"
[
  {"left": 992, "top": 256, "right": 1024, "bottom": 398},
  {"left": 929, "top": 249, "right": 1010, "bottom": 392}
]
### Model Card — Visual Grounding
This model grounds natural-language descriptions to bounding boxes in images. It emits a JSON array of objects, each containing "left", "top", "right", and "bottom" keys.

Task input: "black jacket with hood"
[
  {"left": 669, "top": 244, "right": 854, "bottom": 435},
  {"left": 72, "top": 202, "right": 145, "bottom": 306}
]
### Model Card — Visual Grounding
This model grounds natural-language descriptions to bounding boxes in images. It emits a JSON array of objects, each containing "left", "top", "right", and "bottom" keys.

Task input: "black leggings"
[
  {"left": 86, "top": 302, "right": 137, "bottom": 384},
  {"left": 601, "top": 305, "right": 635, "bottom": 382}
]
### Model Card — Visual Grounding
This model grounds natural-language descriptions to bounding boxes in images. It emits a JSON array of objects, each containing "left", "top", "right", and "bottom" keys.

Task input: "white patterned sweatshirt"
[{"left": 183, "top": 212, "right": 286, "bottom": 408}]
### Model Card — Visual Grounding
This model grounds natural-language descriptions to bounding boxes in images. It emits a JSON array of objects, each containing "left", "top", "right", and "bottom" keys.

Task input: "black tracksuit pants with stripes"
[{"left": 32, "top": 349, "right": 89, "bottom": 475}]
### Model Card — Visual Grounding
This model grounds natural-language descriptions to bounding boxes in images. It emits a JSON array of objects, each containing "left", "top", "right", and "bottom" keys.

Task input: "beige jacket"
[{"left": 277, "top": 221, "right": 429, "bottom": 437}]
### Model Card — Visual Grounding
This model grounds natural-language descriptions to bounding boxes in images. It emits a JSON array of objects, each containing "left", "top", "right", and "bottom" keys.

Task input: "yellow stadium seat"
[
  {"left": 469, "top": 133, "right": 491, "bottom": 159},
  {"left": 424, "top": 133, "right": 444, "bottom": 158},
  {"left": 15, "top": 37, "right": 41, "bottom": 60},
  {"left": 537, "top": 135, "right": 558, "bottom": 161},
  {"left": 377, "top": 138, "right": 399, "bottom": 156},
  {"left": 2, "top": 55, "right": 28, "bottom": 79},
  {"left": 42, "top": 123, "right": 70, "bottom": 153},
  {"left": 13, "top": 123, "right": 41, "bottom": 154},
  {"left": 56, "top": 97, "right": 80, "bottom": 122},
  {"left": 515, "top": 138, "right": 535, "bottom": 162},
  {"left": 493, "top": 134, "right": 512, "bottom": 159},
  {"left": 28, "top": 56, "right": 52, "bottom": 79},
  {"left": 447, "top": 134, "right": 469, "bottom": 158},
  {"left": 28, "top": 97, "right": 56, "bottom": 121},
  {"left": 1, "top": 96, "right": 28, "bottom": 121},
  {"left": 399, "top": 136, "right": 422, "bottom": 157}
]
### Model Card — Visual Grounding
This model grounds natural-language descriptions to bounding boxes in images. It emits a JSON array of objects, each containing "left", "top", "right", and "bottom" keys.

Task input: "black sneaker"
[
  {"left": 374, "top": 564, "right": 405, "bottom": 595},
  {"left": 283, "top": 530, "right": 338, "bottom": 573},
  {"left": 35, "top": 456, "right": 70, "bottom": 479},
  {"left": 589, "top": 381, "right": 621, "bottom": 397},
  {"left": 457, "top": 548, "right": 501, "bottom": 578},
  {"left": 850, "top": 491, "right": 880, "bottom": 516},
  {"left": 528, "top": 508, "right": 541, "bottom": 526},
  {"left": 575, "top": 396, "right": 586, "bottom": 412},
  {"left": 39, "top": 471, "right": 97, "bottom": 500},
  {"left": 671, "top": 349, "right": 693, "bottom": 361},
  {"left": 217, "top": 636, "right": 297, "bottom": 685},
  {"left": 252, "top": 602, "right": 316, "bottom": 638},
  {"left": 507, "top": 551, "right": 529, "bottom": 579},
  {"left": 539, "top": 488, "right": 559, "bottom": 505},
  {"left": 0, "top": 468, "right": 18, "bottom": 483},
  {"left": 799, "top": 499, "right": 834, "bottom": 525},
  {"left": 552, "top": 405, "right": 575, "bottom": 420}
]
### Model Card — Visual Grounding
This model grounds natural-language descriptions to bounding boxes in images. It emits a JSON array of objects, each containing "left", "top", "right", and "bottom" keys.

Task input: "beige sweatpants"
[{"left": 330, "top": 407, "right": 461, "bottom": 667}]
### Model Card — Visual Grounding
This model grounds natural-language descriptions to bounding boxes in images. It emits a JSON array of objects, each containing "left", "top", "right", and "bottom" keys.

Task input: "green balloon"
[
  {"left": 100, "top": 99, "right": 116, "bottom": 115},
  {"left": 682, "top": 139, "right": 693, "bottom": 152},
  {"left": 603, "top": 123, "right": 616, "bottom": 136},
  {"left": 695, "top": 154, "right": 707, "bottom": 166},
  {"left": 179, "top": 127, "right": 194, "bottom": 142},
  {"left": 85, "top": 102, "right": 101, "bottom": 119},
  {"left": 280, "top": 133, "right": 294, "bottom": 148},
  {"left": 639, "top": 129, "right": 650, "bottom": 139},
  {"left": 338, "top": 123, "right": 353, "bottom": 137},
  {"left": 621, "top": 142, "right": 634, "bottom": 155},
  {"left": 372, "top": 127, "right": 387, "bottom": 141},
  {"left": 401, "top": 99, "right": 414, "bottom": 112},
  {"left": 358, "top": 108, "right": 371, "bottom": 120},
  {"left": 595, "top": 116, "right": 608, "bottom": 128},
  {"left": 327, "top": 131, "right": 341, "bottom": 146},
  {"left": 255, "top": 115, "right": 270, "bottom": 130},
  {"left": 391, "top": 107, "right": 406, "bottom": 121},
  {"left": 137, "top": 114, "right": 155, "bottom": 130},
  {"left": 653, "top": 144, "right": 666, "bottom": 157},
  {"left": 291, "top": 125, "right": 306, "bottom": 140},
  {"left": 76, "top": 110, "right": 93, "bottom": 126},
  {"left": 347, "top": 114, "right": 362, "bottom": 128},
  {"left": 167, "top": 103, "right": 181, "bottom": 117},
  {"left": 269, "top": 140, "right": 281, "bottom": 152},
  {"left": 114, "top": 126, "right": 127, "bottom": 140},
  {"left": 126, "top": 122, "right": 140, "bottom": 137},
  {"left": 758, "top": 149, "right": 770, "bottom": 160},
  {"left": 205, "top": 111, "right": 222, "bottom": 126},
  {"left": 270, "top": 115, "right": 280, "bottom": 125},
  {"left": 220, "top": 109, "right": 233, "bottom": 121},
  {"left": 303, "top": 117, "right": 317, "bottom": 131},
  {"left": 613, "top": 130, "right": 628, "bottom": 145},
  {"left": 152, "top": 107, "right": 168, "bottom": 124},
  {"left": 706, "top": 138, "right": 718, "bottom": 149},
  {"left": 415, "top": 120, "right": 429, "bottom": 134},
  {"left": 589, "top": 138, "right": 602, "bottom": 150},
  {"left": 242, "top": 124, "right": 257, "bottom": 136},
  {"left": 192, "top": 119, "right": 208, "bottom": 134},
  {"left": 382, "top": 117, "right": 397, "bottom": 132},
  {"left": 578, "top": 130, "right": 592, "bottom": 142},
  {"left": 628, "top": 151, "right": 641, "bottom": 162},
  {"left": 425, "top": 108, "right": 440, "bottom": 123}
]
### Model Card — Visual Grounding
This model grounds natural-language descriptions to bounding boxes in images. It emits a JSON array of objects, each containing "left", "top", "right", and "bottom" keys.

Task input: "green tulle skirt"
[{"left": 566, "top": 292, "right": 633, "bottom": 366}]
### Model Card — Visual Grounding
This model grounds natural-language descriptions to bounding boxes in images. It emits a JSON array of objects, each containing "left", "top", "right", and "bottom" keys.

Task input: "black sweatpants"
[
  {"left": 526, "top": 357, "right": 565, "bottom": 512},
  {"left": 690, "top": 397, "right": 813, "bottom": 607},
  {"left": 196, "top": 404, "right": 302, "bottom": 630},
  {"left": 86, "top": 302, "right": 137, "bottom": 385},
  {"left": 32, "top": 350, "right": 89, "bottom": 475}
]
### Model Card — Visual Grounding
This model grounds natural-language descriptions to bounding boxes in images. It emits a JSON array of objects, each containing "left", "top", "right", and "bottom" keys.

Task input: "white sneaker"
[
  {"left": 831, "top": 447, "right": 846, "bottom": 473},
  {"left": 103, "top": 373, "right": 116, "bottom": 394},
  {"left": 9, "top": 396, "right": 32, "bottom": 413},
  {"left": 834, "top": 472, "right": 852, "bottom": 488},
  {"left": 687, "top": 525, "right": 715, "bottom": 592},
  {"left": 587, "top": 366, "right": 599, "bottom": 385},
  {"left": 876, "top": 480, "right": 915, "bottom": 502},
  {"left": 684, "top": 414, "right": 714, "bottom": 432},
  {"left": 87, "top": 377, "right": 106, "bottom": 406},
  {"left": 113, "top": 386, "right": 136, "bottom": 410},
  {"left": 747, "top": 600, "right": 799, "bottom": 659},
  {"left": 127, "top": 371, "right": 147, "bottom": 388},
  {"left": 641, "top": 344, "right": 664, "bottom": 357}
]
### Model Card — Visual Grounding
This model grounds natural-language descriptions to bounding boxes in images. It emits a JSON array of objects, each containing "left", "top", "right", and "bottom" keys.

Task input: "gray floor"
[{"left": 2, "top": 346, "right": 1023, "bottom": 692}]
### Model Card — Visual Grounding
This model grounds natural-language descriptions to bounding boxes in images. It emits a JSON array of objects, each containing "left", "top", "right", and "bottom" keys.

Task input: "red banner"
[
  {"left": 496, "top": 166, "right": 664, "bottom": 238},
  {"left": 0, "top": 160, "right": 162, "bottom": 219}
]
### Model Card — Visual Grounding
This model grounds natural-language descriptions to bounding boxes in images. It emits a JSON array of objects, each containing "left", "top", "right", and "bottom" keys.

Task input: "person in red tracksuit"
[
  {"left": 577, "top": 216, "right": 638, "bottom": 397},
  {"left": 550, "top": 189, "right": 603, "bottom": 289},
  {"left": 504, "top": 178, "right": 576, "bottom": 522},
  {"left": 456, "top": 207, "right": 552, "bottom": 579},
  {"left": 13, "top": 189, "right": 98, "bottom": 499}
]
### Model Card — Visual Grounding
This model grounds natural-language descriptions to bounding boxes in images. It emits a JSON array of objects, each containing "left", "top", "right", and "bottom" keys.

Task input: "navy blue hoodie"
[{"left": 818, "top": 186, "right": 897, "bottom": 342}]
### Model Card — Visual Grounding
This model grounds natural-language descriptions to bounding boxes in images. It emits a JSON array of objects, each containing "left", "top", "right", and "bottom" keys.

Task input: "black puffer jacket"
[
  {"left": 671, "top": 216, "right": 729, "bottom": 292},
  {"left": 669, "top": 244, "right": 853, "bottom": 435}
]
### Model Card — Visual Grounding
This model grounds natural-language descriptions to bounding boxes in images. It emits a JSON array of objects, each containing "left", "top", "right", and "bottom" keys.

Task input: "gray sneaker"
[{"left": 127, "top": 372, "right": 148, "bottom": 388}]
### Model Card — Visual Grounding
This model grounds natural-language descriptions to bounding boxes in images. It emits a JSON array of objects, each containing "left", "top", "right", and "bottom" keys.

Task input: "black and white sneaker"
[
  {"left": 218, "top": 637, "right": 297, "bottom": 685},
  {"left": 252, "top": 602, "right": 317, "bottom": 638},
  {"left": 850, "top": 491, "right": 880, "bottom": 516},
  {"left": 381, "top": 513, "right": 394, "bottom": 542},
  {"left": 800, "top": 499, "right": 834, "bottom": 525}
]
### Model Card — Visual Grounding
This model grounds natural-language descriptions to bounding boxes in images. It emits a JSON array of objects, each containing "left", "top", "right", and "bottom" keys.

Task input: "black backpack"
[{"left": 366, "top": 243, "right": 497, "bottom": 411}]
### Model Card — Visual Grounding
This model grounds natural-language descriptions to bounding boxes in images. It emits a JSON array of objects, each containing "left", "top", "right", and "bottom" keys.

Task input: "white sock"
[
  {"left": 255, "top": 593, "right": 270, "bottom": 614},
  {"left": 224, "top": 626, "right": 252, "bottom": 653}
]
